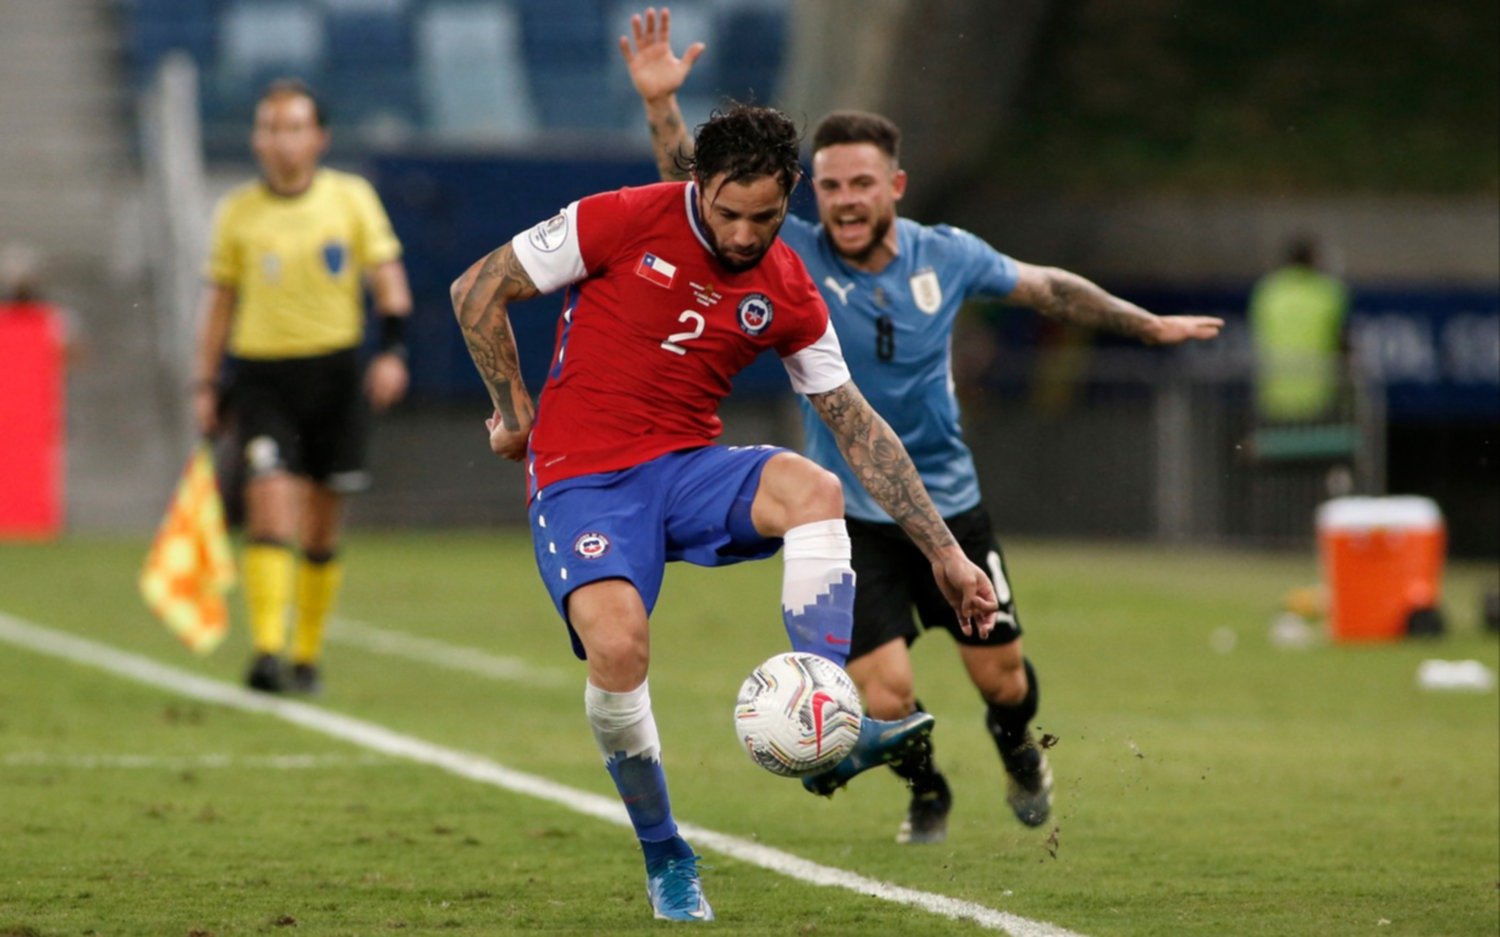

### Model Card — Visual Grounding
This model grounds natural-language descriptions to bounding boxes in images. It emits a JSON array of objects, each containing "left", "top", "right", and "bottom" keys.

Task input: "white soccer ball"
[{"left": 734, "top": 652, "right": 863, "bottom": 778}]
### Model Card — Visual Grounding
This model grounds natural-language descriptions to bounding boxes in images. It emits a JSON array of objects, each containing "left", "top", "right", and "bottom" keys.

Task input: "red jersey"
[{"left": 510, "top": 182, "right": 850, "bottom": 492}]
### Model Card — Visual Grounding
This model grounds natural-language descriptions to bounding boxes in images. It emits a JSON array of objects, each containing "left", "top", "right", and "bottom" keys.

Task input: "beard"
[
  {"left": 832, "top": 209, "right": 894, "bottom": 265},
  {"left": 703, "top": 228, "right": 774, "bottom": 273},
  {"left": 716, "top": 248, "right": 767, "bottom": 273}
]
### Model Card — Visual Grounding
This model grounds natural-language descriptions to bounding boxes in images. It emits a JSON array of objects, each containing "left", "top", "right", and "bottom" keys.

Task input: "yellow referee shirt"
[{"left": 207, "top": 168, "right": 402, "bottom": 359}]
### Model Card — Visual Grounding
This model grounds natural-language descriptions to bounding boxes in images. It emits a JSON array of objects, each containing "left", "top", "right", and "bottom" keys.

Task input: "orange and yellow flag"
[{"left": 139, "top": 445, "right": 236, "bottom": 654}]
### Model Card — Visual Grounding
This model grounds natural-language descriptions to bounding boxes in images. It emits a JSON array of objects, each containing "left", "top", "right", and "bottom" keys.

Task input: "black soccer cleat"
[
  {"left": 1001, "top": 733, "right": 1053, "bottom": 828},
  {"left": 245, "top": 653, "right": 285, "bottom": 694},
  {"left": 896, "top": 773, "right": 953, "bottom": 844},
  {"left": 288, "top": 662, "right": 322, "bottom": 696}
]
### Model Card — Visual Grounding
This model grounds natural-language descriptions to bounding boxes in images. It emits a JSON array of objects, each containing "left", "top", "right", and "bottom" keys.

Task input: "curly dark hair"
[{"left": 688, "top": 102, "right": 802, "bottom": 196}]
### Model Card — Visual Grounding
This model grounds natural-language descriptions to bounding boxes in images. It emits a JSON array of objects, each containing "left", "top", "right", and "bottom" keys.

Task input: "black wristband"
[{"left": 377, "top": 315, "right": 408, "bottom": 358}]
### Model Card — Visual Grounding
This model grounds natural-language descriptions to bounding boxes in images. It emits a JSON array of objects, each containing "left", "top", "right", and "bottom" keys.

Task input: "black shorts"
[
  {"left": 846, "top": 503, "right": 1023, "bottom": 661},
  {"left": 225, "top": 348, "right": 370, "bottom": 492}
]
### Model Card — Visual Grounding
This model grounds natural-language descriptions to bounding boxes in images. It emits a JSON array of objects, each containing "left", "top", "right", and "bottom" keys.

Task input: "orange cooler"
[{"left": 1316, "top": 496, "right": 1446, "bottom": 642}]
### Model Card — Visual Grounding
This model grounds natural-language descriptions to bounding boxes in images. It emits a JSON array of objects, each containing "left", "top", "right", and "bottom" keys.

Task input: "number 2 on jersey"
[{"left": 661, "top": 309, "right": 706, "bottom": 355}]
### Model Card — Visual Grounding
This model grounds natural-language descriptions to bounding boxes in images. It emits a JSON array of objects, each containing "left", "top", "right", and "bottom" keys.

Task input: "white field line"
[
  {"left": 328, "top": 617, "right": 569, "bottom": 686},
  {"left": 2, "top": 752, "right": 397, "bottom": 769},
  {"left": 0, "top": 611, "right": 1085, "bottom": 937}
]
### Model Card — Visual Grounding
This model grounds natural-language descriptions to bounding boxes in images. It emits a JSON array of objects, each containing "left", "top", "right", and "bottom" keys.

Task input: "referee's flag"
[{"left": 139, "top": 445, "right": 236, "bottom": 654}]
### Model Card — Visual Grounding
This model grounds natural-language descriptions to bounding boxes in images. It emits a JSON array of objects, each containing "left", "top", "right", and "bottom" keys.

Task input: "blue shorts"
[{"left": 528, "top": 445, "right": 786, "bottom": 659}]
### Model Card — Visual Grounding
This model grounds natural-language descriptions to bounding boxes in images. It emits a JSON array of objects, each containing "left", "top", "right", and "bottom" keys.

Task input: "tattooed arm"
[
  {"left": 449, "top": 243, "right": 541, "bottom": 461},
  {"left": 1008, "top": 262, "right": 1224, "bottom": 345},
  {"left": 808, "top": 380, "right": 999, "bottom": 636},
  {"left": 618, "top": 6, "right": 699, "bottom": 182}
]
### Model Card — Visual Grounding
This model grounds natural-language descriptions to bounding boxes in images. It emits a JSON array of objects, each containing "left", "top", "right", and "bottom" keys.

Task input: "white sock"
[{"left": 584, "top": 679, "right": 660, "bottom": 762}]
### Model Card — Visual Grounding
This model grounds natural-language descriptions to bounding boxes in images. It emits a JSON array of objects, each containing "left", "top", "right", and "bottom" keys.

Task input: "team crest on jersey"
[
  {"left": 573, "top": 532, "right": 611, "bottom": 559},
  {"left": 322, "top": 241, "right": 347, "bottom": 276},
  {"left": 736, "top": 293, "right": 773, "bottom": 335},
  {"left": 910, "top": 267, "right": 942, "bottom": 314},
  {"left": 527, "top": 212, "right": 569, "bottom": 253}
]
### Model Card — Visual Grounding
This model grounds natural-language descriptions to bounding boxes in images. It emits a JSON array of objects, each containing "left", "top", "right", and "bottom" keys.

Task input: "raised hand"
[{"left": 618, "top": 6, "right": 704, "bottom": 102}]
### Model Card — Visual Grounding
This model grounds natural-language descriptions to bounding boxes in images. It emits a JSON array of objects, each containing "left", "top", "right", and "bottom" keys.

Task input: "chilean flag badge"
[{"left": 635, "top": 252, "right": 678, "bottom": 289}]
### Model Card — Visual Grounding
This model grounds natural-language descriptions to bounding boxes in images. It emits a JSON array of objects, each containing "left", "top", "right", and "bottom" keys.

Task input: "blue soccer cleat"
[
  {"left": 646, "top": 853, "right": 714, "bottom": 922},
  {"left": 801, "top": 710, "right": 936, "bottom": 797}
]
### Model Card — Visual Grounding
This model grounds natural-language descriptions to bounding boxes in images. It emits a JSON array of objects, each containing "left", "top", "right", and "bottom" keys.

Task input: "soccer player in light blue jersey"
[{"left": 622, "top": 8, "right": 1223, "bottom": 844}]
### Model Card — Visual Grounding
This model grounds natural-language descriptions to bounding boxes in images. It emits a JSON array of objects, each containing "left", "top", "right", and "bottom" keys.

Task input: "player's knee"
[
  {"left": 758, "top": 453, "right": 845, "bottom": 531},
  {"left": 584, "top": 629, "right": 649, "bottom": 687},
  {"left": 568, "top": 582, "right": 651, "bottom": 687},
  {"left": 978, "top": 659, "right": 1028, "bottom": 706},
  {"left": 786, "top": 459, "right": 844, "bottom": 524}
]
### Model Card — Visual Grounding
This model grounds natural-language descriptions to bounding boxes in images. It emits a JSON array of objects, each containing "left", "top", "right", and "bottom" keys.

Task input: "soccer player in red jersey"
[
  {"left": 450, "top": 103, "right": 998, "bottom": 922},
  {"left": 620, "top": 6, "right": 1224, "bottom": 847}
]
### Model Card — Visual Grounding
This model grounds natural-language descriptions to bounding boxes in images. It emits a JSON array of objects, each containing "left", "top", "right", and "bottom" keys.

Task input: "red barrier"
[{"left": 0, "top": 303, "right": 65, "bottom": 538}]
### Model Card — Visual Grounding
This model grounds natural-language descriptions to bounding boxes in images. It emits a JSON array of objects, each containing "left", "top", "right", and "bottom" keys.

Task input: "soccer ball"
[{"left": 734, "top": 652, "right": 863, "bottom": 778}]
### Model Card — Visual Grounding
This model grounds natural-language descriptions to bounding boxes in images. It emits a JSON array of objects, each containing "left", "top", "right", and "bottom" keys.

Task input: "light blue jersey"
[{"left": 781, "top": 215, "right": 1019, "bottom": 522}]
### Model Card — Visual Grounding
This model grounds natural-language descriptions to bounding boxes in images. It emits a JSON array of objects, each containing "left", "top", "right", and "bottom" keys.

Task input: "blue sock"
[
  {"left": 783, "top": 573, "right": 856, "bottom": 667},
  {"left": 604, "top": 750, "right": 678, "bottom": 844},
  {"left": 641, "top": 831, "right": 694, "bottom": 870},
  {"left": 586, "top": 681, "right": 684, "bottom": 864},
  {"left": 781, "top": 520, "right": 856, "bottom": 668}
]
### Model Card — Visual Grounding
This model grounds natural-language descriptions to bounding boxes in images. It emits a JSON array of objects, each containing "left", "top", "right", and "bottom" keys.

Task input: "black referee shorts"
[
  {"left": 225, "top": 347, "right": 370, "bottom": 492},
  {"left": 846, "top": 502, "right": 1023, "bottom": 662}
]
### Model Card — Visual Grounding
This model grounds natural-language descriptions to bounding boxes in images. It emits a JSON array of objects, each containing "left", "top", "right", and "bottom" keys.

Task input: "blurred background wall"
[{"left": 2, "top": 0, "right": 1495, "bottom": 554}]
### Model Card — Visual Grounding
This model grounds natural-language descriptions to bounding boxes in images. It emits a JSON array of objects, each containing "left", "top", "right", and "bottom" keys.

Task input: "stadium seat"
[
  {"left": 323, "top": 7, "right": 414, "bottom": 67},
  {"left": 127, "top": 19, "right": 219, "bottom": 86},
  {"left": 714, "top": 4, "right": 787, "bottom": 104},
  {"left": 218, "top": 1, "right": 324, "bottom": 76},
  {"left": 123, "top": 0, "right": 220, "bottom": 85},
  {"left": 321, "top": 0, "right": 406, "bottom": 11},
  {"left": 322, "top": 67, "right": 421, "bottom": 140},
  {"left": 322, "top": 4, "right": 420, "bottom": 133},
  {"left": 517, "top": 0, "right": 616, "bottom": 130},
  {"left": 416, "top": 1, "right": 538, "bottom": 140}
]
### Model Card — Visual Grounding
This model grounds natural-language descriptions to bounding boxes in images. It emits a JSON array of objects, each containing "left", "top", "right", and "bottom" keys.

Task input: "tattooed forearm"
[
  {"left": 450, "top": 244, "right": 539, "bottom": 429},
  {"left": 809, "top": 381, "right": 957, "bottom": 557},
  {"left": 648, "top": 113, "right": 692, "bottom": 181},
  {"left": 1031, "top": 268, "right": 1159, "bottom": 341},
  {"left": 646, "top": 107, "right": 693, "bottom": 181}
]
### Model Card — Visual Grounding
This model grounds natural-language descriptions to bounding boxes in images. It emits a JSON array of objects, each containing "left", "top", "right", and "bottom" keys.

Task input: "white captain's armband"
[
  {"left": 781, "top": 321, "right": 851, "bottom": 395},
  {"left": 510, "top": 201, "right": 586, "bottom": 294}
]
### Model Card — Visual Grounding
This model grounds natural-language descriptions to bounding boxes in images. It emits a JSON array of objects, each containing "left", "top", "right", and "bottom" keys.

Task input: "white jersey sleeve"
[
  {"left": 781, "top": 321, "right": 852, "bottom": 396},
  {"left": 509, "top": 200, "right": 586, "bottom": 294}
]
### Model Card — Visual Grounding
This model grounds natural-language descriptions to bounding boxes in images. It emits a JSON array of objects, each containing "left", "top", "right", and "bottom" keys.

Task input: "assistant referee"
[{"left": 190, "top": 79, "right": 412, "bottom": 694}]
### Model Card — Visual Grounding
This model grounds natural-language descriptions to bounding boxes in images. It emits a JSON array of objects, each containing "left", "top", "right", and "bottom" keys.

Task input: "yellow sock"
[
  {"left": 242, "top": 543, "right": 294, "bottom": 655},
  {"left": 290, "top": 557, "right": 343, "bottom": 666}
]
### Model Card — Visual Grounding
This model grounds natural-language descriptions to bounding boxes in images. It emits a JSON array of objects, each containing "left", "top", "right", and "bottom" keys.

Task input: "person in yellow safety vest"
[{"left": 1248, "top": 235, "right": 1350, "bottom": 423}]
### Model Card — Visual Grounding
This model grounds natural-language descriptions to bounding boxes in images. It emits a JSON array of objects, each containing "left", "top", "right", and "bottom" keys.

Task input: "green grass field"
[{"left": 1, "top": 532, "right": 1496, "bottom": 937}]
